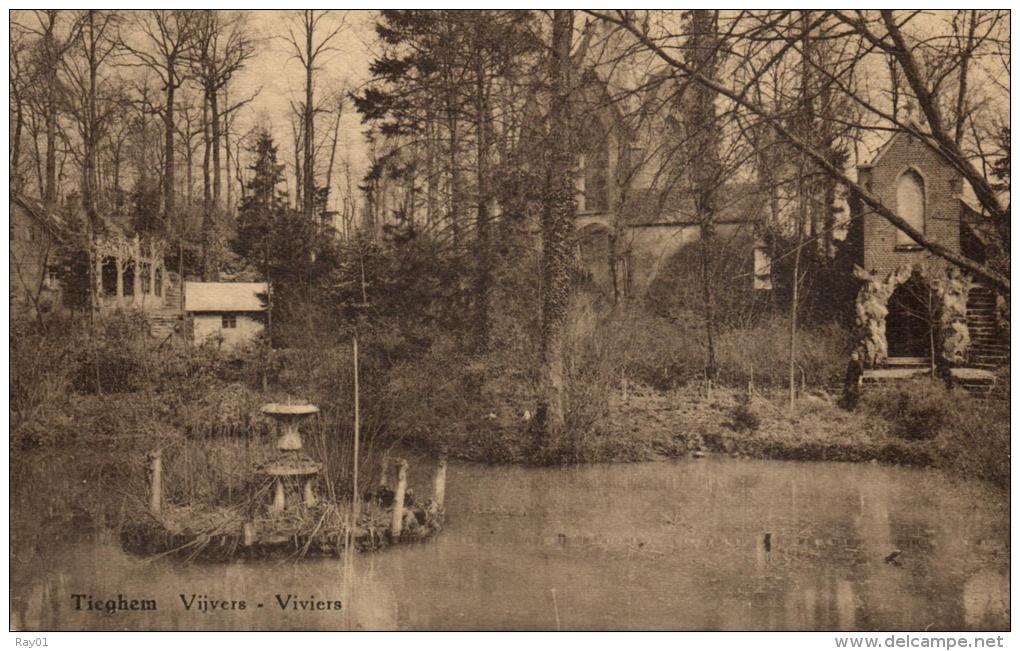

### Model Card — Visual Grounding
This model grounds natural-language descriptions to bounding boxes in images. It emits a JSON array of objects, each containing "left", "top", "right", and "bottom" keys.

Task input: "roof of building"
[
  {"left": 857, "top": 120, "right": 942, "bottom": 170},
  {"left": 11, "top": 191, "right": 71, "bottom": 241},
  {"left": 184, "top": 282, "right": 269, "bottom": 313}
]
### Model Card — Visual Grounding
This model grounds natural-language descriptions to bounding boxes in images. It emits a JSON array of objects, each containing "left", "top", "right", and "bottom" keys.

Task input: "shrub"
[
  {"left": 860, "top": 379, "right": 956, "bottom": 440},
  {"left": 579, "top": 309, "right": 850, "bottom": 392},
  {"left": 945, "top": 396, "right": 1009, "bottom": 489},
  {"left": 645, "top": 234, "right": 766, "bottom": 329},
  {"left": 859, "top": 378, "right": 1009, "bottom": 488},
  {"left": 715, "top": 316, "right": 850, "bottom": 389},
  {"left": 728, "top": 391, "right": 761, "bottom": 432}
]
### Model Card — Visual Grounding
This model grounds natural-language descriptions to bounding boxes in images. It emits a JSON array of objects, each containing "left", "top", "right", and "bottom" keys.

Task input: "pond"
[{"left": 10, "top": 456, "right": 1009, "bottom": 631}]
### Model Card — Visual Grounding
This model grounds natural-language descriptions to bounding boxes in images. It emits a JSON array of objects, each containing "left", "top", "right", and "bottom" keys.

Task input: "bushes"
[
  {"left": 860, "top": 378, "right": 1009, "bottom": 488},
  {"left": 645, "top": 234, "right": 765, "bottom": 328},
  {"left": 716, "top": 317, "right": 850, "bottom": 389},
  {"left": 581, "top": 309, "right": 849, "bottom": 392},
  {"left": 860, "top": 379, "right": 954, "bottom": 440},
  {"left": 944, "top": 396, "right": 1009, "bottom": 489},
  {"left": 71, "top": 312, "right": 150, "bottom": 394}
]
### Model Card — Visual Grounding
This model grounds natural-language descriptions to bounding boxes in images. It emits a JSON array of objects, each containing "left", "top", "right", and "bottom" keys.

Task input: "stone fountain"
[{"left": 259, "top": 402, "right": 322, "bottom": 512}]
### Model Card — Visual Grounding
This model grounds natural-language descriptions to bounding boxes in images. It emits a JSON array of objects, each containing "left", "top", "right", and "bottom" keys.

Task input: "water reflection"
[{"left": 10, "top": 457, "right": 1009, "bottom": 630}]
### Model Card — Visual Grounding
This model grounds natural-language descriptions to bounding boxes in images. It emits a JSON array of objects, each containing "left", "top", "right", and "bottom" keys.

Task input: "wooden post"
[
  {"left": 242, "top": 522, "right": 255, "bottom": 546},
  {"left": 272, "top": 478, "right": 286, "bottom": 512},
  {"left": 132, "top": 236, "right": 142, "bottom": 303},
  {"left": 148, "top": 450, "right": 163, "bottom": 514},
  {"left": 352, "top": 333, "right": 360, "bottom": 519},
  {"left": 432, "top": 457, "right": 447, "bottom": 511},
  {"left": 390, "top": 459, "right": 408, "bottom": 540}
]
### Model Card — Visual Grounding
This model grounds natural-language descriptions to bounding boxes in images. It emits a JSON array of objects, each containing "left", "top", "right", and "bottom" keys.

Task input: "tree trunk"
[
  {"left": 45, "top": 102, "right": 57, "bottom": 207},
  {"left": 293, "top": 124, "right": 303, "bottom": 210},
  {"left": 954, "top": 11, "right": 977, "bottom": 146},
  {"left": 426, "top": 105, "right": 438, "bottom": 230},
  {"left": 223, "top": 90, "right": 233, "bottom": 210},
  {"left": 447, "top": 108, "right": 461, "bottom": 247},
  {"left": 474, "top": 54, "right": 491, "bottom": 352},
  {"left": 686, "top": 10, "right": 721, "bottom": 383},
  {"left": 164, "top": 59, "right": 177, "bottom": 222},
  {"left": 699, "top": 224, "right": 717, "bottom": 382},
  {"left": 325, "top": 99, "right": 343, "bottom": 214},
  {"left": 303, "top": 16, "right": 315, "bottom": 221},
  {"left": 12, "top": 95, "right": 23, "bottom": 184},
  {"left": 83, "top": 20, "right": 99, "bottom": 224},
  {"left": 789, "top": 241, "right": 802, "bottom": 409},
  {"left": 537, "top": 9, "right": 576, "bottom": 438},
  {"left": 211, "top": 86, "right": 222, "bottom": 205},
  {"left": 202, "top": 98, "right": 212, "bottom": 209},
  {"left": 201, "top": 93, "right": 218, "bottom": 280}
]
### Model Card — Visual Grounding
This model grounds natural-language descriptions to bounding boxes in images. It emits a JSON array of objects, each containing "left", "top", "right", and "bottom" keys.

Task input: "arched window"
[{"left": 895, "top": 170, "right": 925, "bottom": 247}]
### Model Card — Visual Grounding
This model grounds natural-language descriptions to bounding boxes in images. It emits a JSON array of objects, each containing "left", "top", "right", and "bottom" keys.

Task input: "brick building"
[{"left": 849, "top": 125, "right": 1007, "bottom": 376}]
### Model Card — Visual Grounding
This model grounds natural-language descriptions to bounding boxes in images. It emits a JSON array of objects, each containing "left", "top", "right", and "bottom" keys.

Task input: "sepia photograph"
[{"left": 7, "top": 8, "right": 1011, "bottom": 636}]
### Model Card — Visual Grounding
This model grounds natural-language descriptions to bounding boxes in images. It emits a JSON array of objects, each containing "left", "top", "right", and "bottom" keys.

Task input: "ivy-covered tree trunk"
[
  {"left": 537, "top": 9, "right": 576, "bottom": 437},
  {"left": 685, "top": 9, "right": 722, "bottom": 384}
]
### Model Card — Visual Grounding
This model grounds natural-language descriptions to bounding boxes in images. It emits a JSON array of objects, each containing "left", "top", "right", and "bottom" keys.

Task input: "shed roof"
[{"left": 184, "top": 282, "right": 269, "bottom": 313}]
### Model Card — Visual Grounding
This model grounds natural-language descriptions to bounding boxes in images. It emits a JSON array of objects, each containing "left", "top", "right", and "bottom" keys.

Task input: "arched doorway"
[{"left": 885, "top": 273, "right": 936, "bottom": 359}]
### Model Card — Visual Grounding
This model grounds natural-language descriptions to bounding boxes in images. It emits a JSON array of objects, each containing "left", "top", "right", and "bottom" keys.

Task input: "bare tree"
[
  {"left": 10, "top": 26, "right": 30, "bottom": 185},
  {"left": 282, "top": 10, "right": 348, "bottom": 222},
  {"left": 62, "top": 10, "right": 120, "bottom": 224},
  {"left": 18, "top": 11, "right": 82, "bottom": 206},
  {"left": 120, "top": 10, "right": 198, "bottom": 226},
  {"left": 190, "top": 10, "right": 256, "bottom": 208},
  {"left": 588, "top": 10, "right": 1009, "bottom": 293}
]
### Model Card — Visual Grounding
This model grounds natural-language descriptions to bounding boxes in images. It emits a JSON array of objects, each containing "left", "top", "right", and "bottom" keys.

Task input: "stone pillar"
[
  {"left": 115, "top": 256, "right": 124, "bottom": 306},
  {"left": 853, "top": 265, "right": 911, "bottom": 367},
  {"left": 935, "top": 268, "right": 971, "bottom": 365},
  {"left": 95, "top": 253, "right": 103, "bottom": 306},
  {"left": 132, "top": 237, "right": 142, "bottom": 306},
  {"left": 303, "top": 478, "right": 316, "bottom": 507},
  {"left": 272, "top": 479, "right": 286, "bottom": 513}
]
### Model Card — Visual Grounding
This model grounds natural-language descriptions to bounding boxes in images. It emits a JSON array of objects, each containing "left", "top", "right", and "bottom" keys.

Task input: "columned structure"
[{"left": 94, "top": 234, "right": 169, "bottom": 311}]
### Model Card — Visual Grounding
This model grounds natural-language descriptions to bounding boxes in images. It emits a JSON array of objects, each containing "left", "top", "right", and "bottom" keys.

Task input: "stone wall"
[{"left": 853, "top": 261, "right": 971, "bottom": 367}]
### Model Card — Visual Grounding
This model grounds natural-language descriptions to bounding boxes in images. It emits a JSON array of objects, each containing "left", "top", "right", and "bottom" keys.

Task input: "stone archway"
[
  {"left": 885, "top": 272, "right": 936, "bottom": 359},
  {"left": 853, "top": 262, "right": 972, "bottom": 368}
]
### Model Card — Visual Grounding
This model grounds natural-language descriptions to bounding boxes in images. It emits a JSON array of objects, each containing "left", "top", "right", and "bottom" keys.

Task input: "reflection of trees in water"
[{"left": 9, "top": 458, "right": 1011, "bottom": 631}]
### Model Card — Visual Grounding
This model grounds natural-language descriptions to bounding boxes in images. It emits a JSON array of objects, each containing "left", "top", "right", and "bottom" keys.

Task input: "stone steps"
[
  {"left": 966, "top": 282, "right": 1008, "bottom": 371},
  {"left": 147, "top": 311, "right": 182, "bottom": 341}
]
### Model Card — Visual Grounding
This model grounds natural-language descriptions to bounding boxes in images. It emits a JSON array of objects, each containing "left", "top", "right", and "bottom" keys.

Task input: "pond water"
[{"left": 10, "top": 457, "right": 1009, "bottom": 631}]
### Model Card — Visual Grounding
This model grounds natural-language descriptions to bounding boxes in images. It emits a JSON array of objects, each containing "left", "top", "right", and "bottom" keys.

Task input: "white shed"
[{"left": 184, "top": 282, "right": 268, "bottom": 350}]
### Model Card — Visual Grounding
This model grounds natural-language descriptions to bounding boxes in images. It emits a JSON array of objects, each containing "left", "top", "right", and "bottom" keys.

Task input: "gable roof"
[
  {"left": 184, "top": 282, "right": 269, "bottom": 313},
  {"left": 857, "top": 121, "right": 944, "bottom": 171},
  {"left": 11, "top": 191, "right": 71, "bottom": 241}
]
